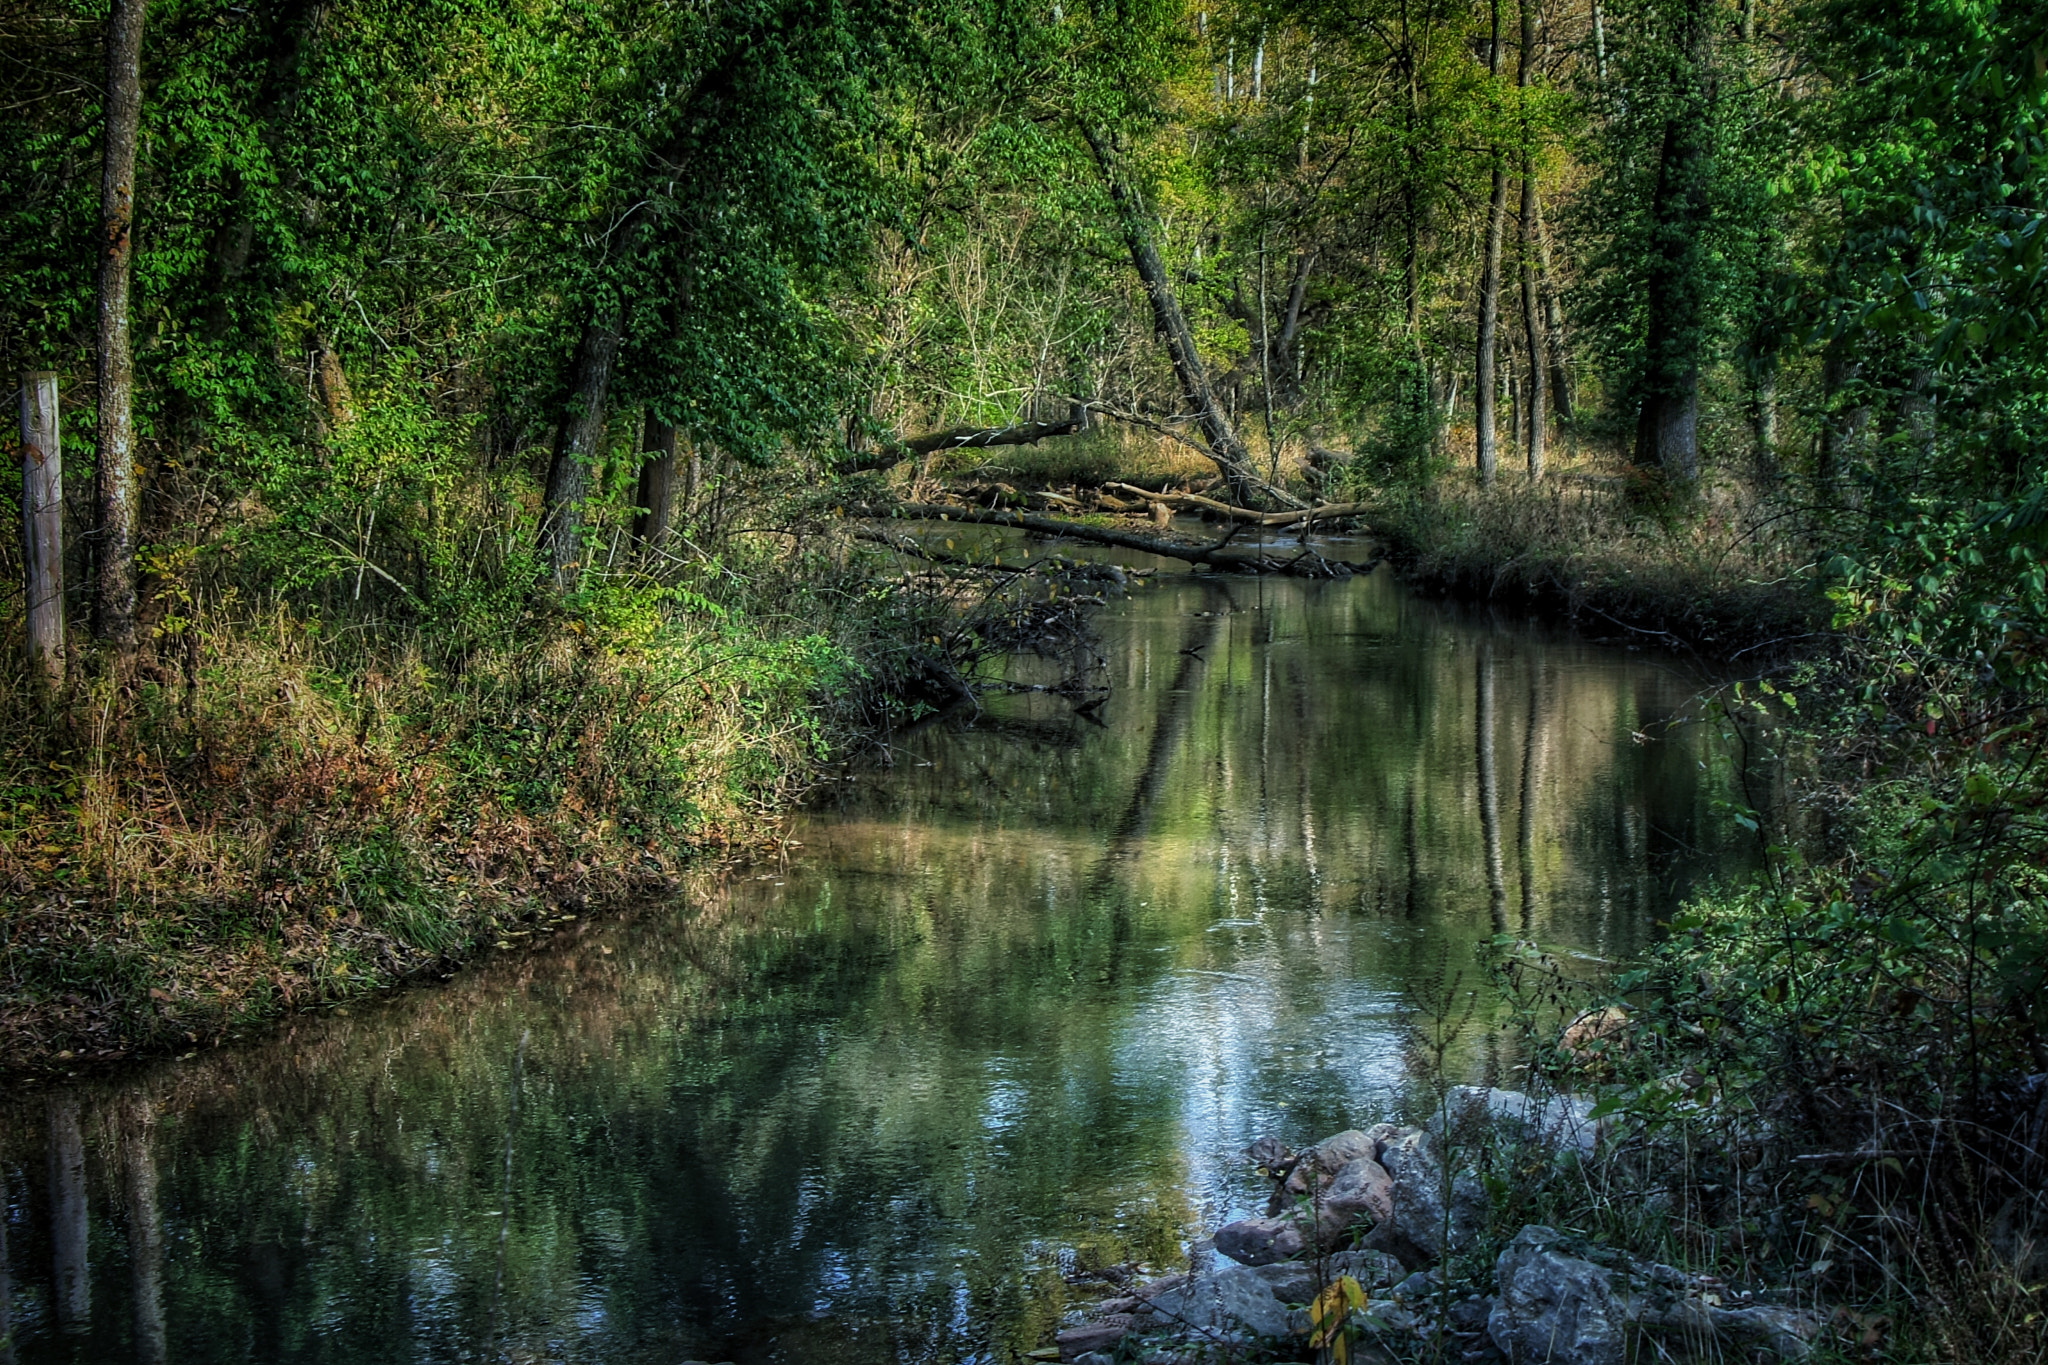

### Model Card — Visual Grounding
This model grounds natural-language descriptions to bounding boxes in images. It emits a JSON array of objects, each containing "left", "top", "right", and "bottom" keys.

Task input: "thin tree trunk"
[
  {"left": 124, "top": 1096, "right": 166, "bottom": 1365},
  {"left": 20, "top": 372, "right": 64, "bottom": 689},
  {"left": 540, "top": 314, "right": 621, "bottom": 587},
  {"left": 47, "top": 1094, "right": 89, "bottom": 1327},
  {"left": 1634, "top": 0, "right": 1713, "bottom": 481},
  {"left": 634, "top": 414, "right": 677, "bottom": 551},
  {"left": 1082, "top": 126, "right": 1292, "bottom": 508},
  {"left": 1475, "top": 0, "right": 1508, "bottom": 487},
  {"left": 1518, "top": 0, "right": 1547, "bottom": 480},
  {"left": 94, "top": 0, "right": 147, "bottom": 652},
  {"left": 1753, "top": 361, "right": 1780, "bottom": 481},
  {"left": 1534, "top": 192, "right": 1573, "bottom": 421}
]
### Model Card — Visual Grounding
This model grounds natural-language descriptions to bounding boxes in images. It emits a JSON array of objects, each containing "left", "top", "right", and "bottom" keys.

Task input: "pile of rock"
[{"left": 1046, "top": 1092, "right": 1823, "bottom": 1365}]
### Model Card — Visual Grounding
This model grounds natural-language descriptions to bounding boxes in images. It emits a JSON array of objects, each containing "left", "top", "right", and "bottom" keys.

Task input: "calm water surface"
[{"left": 0, "top": 557, "right": 1756, "bottom": 1364}]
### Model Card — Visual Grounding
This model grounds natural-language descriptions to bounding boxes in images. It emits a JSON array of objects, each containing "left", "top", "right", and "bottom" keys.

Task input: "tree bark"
[
  {"left": 19, "top": 372, "right": 64, "bottom": 690},
  {"left": 93, "top": 0, "right": 147, "bottom": 652},
  {"left": 1474, "top": 0, "right": 1509, "bottom": 488},
  {"left": 1634, "top": 0, "right": 1713, "bottom": 481},
  {"left": 634, "top": 414, "right": 677, "bottom": 551},
  {"left": 1082, "top": 126, "right": 1280, "bottom": 507},
  {"left": 47, "top": 1093, "right": 89, "bottom": 1326},
  {"left": 1518, "top": 0, "right": 1547, "bottom": 481},
  {"left": 540, "top": 314, "right": 621, "bottom": 587},
  {"left": 1534, "top": 191, "right": 1573, "bottom": 421}
]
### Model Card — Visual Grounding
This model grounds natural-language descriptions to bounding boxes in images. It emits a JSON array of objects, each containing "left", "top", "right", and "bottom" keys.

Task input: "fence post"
[{"left": 20, "top": 371, "right": 64, "bottom": 688}]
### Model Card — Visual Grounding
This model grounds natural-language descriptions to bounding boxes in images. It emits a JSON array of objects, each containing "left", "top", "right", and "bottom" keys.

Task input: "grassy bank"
[
  {"left": 0, "top": 548, "right": 866, "bottom": 1075},
  {"left": 1364, "top": 466, "right": 1828, "bottom": 660}
]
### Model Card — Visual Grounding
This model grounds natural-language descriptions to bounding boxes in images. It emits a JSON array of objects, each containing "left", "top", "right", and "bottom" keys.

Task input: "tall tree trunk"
[
  {"left": 124, "top": 1096, "right": 166, "bottom": 1365},
  {"left": 20, "top": 372, "right": 64, "bottom": 690},
  {"left": 1518, "top": 0, "right": 1547, "bottom": 480},
  {"left": 1082, "top": 126, "right": 1291, "bottom": 508},
  {"left": 1475, "top": 0, "right": 1508, "bottom": 487},
  {"left": 540, "top": 315, "right": 621, "bottom": 588},
  {"left": 47, "top": 1094, "right": 89, "bottom": 1327},
  {"left": 1752, "top": 359, "right": 1780, "bottom": 480},
  {"left": 634, "top": 415, "right": 678, "bottom": 552},
  {"left": 1534, "top": 192, "right": 1574, "bottom": 421},
  {"left": 1634, "top": 0, "right": 1713, "bottom": 481},
  {"left": 94, "top": 0, "right": 147, "bottom": 652}
]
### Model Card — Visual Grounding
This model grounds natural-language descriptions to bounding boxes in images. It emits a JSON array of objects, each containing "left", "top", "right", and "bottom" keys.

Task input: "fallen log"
[
  {"left": 1104, "top": 482, "right": 1370, "bottom": 528},
  {"left": 840, "top": 418, "right": 1086, "bottom": 473},
  {"left": 878, "top": 503, "right": 1357, "bottom": 577}
]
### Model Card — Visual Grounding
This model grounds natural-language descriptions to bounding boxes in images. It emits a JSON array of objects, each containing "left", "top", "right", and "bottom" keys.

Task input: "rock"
[
  {"left": 1215, "top": 1214, "right": 1309, "bottom": 1266},
  {"left": 1391, "top": 1270, "right": 1439, "bottom": 1301},
  {"left": 1560, "top": 1007, "right": 1630, "bottom": 1063},
  {"left": 1251, "top": 1250, "right": 1407, "bottom": 1305},
  {"left": 1058, "top": 1322, "right": 1130, "bottom": 1360},
  {"left": 1489, "top": 1226, "right": 1823, "bottom": 1364},
  {"left": 1449, "top": 1295, "right": 1496, "bottom": 1333},
  {"left": 1488, "top": 1227, "right": 1634, "bottom": 1365},
  {"left": 1432, "top": 1086, "right": 1604, "bottom": 1156},
  {"left": 1324, "top": 1155, "right": 1396, "bottom": 1225},
  {"left": 1271, "top": 1128, "right": 1380, "bottom": 1209},
  {"left": 1362, "top": 1129, "right": 1485, "bottom": 1267},
  {"left": 1138, "top": 1263, "right": 1306, "bottom": 1340}
]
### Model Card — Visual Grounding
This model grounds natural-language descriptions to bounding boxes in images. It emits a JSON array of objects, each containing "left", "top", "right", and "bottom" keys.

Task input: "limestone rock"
[
  {"left": 1432, "top": 1086, "right": 1604, "bottom": 1156},
  {"left": 1362, "top": 1128, "right": 1485, "bottom": 1267},
  {"left": 1214, "top": 1214, "right": 1309, "bottom": 1266},
  {"left": 1489, "top": 1225, "right": 1823, "bottom": 1364},
  {"left": 1138, "top": 1264, "right": 1306, "bottom": 1340}
]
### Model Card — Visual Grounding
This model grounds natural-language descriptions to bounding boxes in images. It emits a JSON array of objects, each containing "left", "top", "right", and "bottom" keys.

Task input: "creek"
[{"left": 0, "top": 546, "right": 1758, "bottom": 1364}]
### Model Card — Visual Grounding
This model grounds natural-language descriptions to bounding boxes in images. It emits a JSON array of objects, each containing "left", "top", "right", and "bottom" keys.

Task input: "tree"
[{"left": 93, "top": 0, "right": 146, "bottom": 651}]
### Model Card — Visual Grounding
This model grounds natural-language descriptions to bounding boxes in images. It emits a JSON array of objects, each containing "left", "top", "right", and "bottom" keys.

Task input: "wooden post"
[{"left": 20, "top": 372, "right": 64, "bottom": 688}]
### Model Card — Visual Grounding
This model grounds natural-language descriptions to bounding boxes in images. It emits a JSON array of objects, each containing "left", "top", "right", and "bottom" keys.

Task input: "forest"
[{"left": 1, "top": 0, "right": 2046, "bottom": 1358}]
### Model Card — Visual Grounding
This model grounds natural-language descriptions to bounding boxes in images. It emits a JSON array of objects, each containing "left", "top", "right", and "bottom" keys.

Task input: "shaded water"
[{"left": 0, "top": 561, "right": 1757, "bottom": 1364}]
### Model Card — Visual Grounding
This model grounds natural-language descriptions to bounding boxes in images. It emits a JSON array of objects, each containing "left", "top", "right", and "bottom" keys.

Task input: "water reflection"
[{"left": 0, "top": 567, "right": 1753, "bottom": 1364}]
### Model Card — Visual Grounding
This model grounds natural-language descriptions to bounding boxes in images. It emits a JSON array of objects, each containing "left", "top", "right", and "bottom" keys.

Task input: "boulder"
[
  {"left": 1214, "top": 1214, "right": 1309, "bottom": 1266},
  {"left": 1270, "top": 1128, "right": 1380, "bottom": 1210},
  {"left": 1137, "top": 1264, "right": 1306, "bottom": 1340},
  {"left": 1362, "top": 1128, "right": 1485, "bottom": 1267},
  {"left": 1489, "top": 1226, "right": 1823, "bottom": 1365},
  {"left": 1056, "top": 1322, "right": 1131, "bottom": 1361},
  {"left": 1324, "top": 1155, "right": 1396, "bottom": 1226},
  {"left": 1431, "top": 1086, "right": 1604, "bottom": 1157}
]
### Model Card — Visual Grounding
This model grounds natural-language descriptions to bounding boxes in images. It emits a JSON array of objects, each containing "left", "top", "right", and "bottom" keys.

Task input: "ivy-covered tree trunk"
[
  {"left": 541, "top": 315, "right": 621, "bottom": 588},
  {"left": 1633, "top": 0, "right": 1714, "bottom": 482},
  {"left": 93, "top": 0, "right": 147, "bottom": 653}
]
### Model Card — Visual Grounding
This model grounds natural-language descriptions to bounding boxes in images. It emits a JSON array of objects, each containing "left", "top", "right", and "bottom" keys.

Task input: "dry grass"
[
  {"left": 1369, "top": 463, "right": 1828, "bottom": 660},
  {"left": 0, "top": 592, "right": 846, "bottom": 1075}
]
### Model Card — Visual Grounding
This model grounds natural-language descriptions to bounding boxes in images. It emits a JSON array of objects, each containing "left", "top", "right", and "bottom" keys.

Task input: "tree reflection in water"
[{"left": 0, "top": 565, "right": 1764, "bottom": 1365}]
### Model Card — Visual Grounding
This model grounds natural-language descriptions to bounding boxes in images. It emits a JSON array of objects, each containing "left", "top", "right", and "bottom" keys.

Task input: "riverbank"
[
  {"left": 1366, "top": 475, "right": 1829, "bottom": 661},
  {"left": 0, "top": 592, "right": 856, "bottom": 1077}
]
